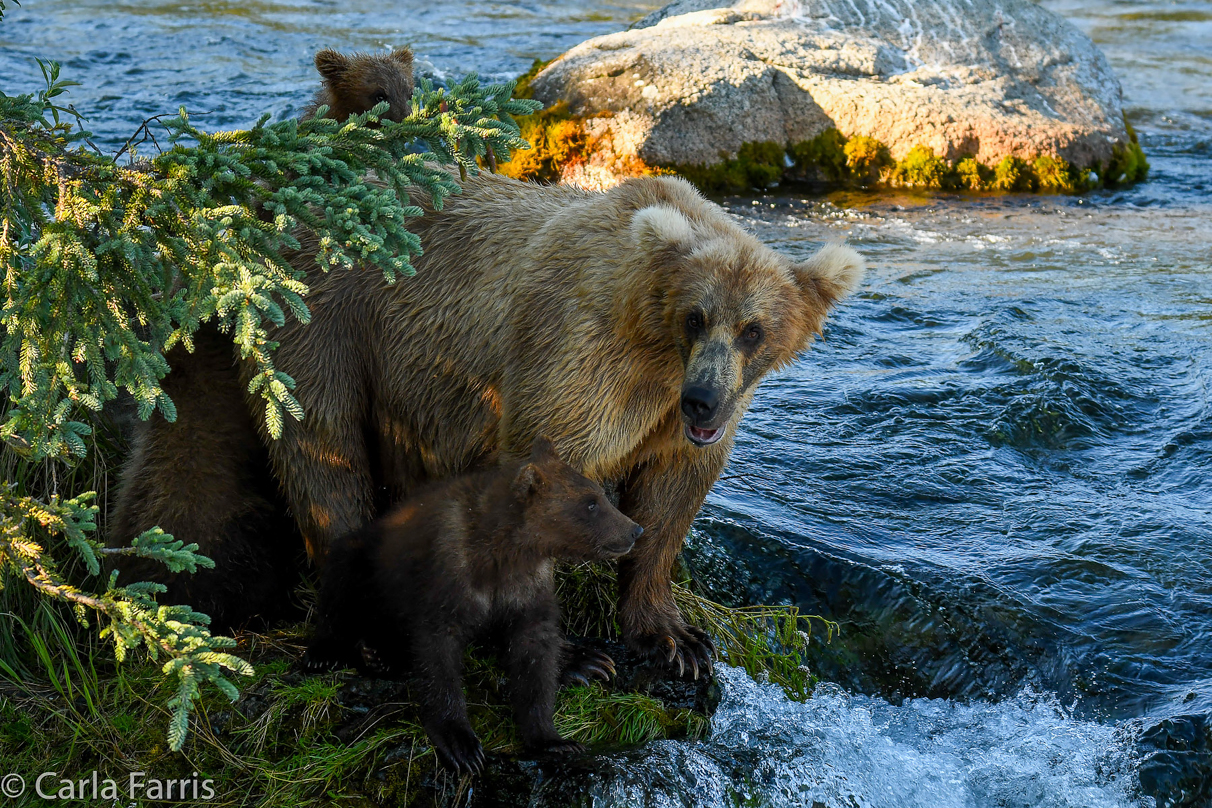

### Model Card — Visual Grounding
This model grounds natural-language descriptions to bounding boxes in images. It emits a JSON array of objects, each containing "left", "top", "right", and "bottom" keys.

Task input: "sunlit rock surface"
[{"left": 529, "top": 0, "right": 1130, "bottom": 173}]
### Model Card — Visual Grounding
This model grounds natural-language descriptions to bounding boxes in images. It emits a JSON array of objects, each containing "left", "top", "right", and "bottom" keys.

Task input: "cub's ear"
[
  {"left": 631, "top": 205, "right": 695, "bottom": 255},
  {"left": 389, "top": 47, "right": 414, "bottom": 69},
  {"left": 792, "top": 242, "right": 865, "bottom": 313},
  {"left": 529, "top": 434, "right": 561, "bottom": 463},
  {"left": 512, "top": 462, "right": 544, "bottom": 500},
  {"left": 314, "top": 49, "right": 350, "bottom": 82}
]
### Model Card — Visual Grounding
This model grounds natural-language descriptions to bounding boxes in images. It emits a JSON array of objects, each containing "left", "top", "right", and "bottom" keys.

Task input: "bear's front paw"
[
  {"left": 561, "top": 647, "right": 616, "bottom": 687},
  {"left": 630, "top": 623, "right": 716, "bottom": 680},
  {"left": 428, "top": 722, "right": 485, "bottom": 776}
]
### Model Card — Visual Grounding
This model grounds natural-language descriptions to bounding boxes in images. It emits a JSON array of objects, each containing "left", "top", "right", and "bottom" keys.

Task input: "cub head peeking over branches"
[{"left": 304, "top": 47, "right": 415, "bottom": 123}]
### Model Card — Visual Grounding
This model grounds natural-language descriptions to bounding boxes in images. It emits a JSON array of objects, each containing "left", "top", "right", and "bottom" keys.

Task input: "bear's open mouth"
[{"left": 686, "top": 424, "right": 726, "bottom": 446}]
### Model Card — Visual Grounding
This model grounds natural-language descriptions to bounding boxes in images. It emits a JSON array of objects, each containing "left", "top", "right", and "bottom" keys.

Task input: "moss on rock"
[
  {"left": 671, "top": 141, "right": 787, "bottom": 193},
  {"left": 842, "top": 135, "right": 894, "bottom": 181},
  {"left": 499, "top": 69, "right": 1147, "bottom": 195},
  {"left": 789, "top": 129, "right": 849, "bottom": 182},
  {"left": 890, "top": 145, "right": 951, "bottom": 188},
  {"left": 956, "top": 156, "right": 994, "bottom": 190},
  {"left": 1103, "top": 121, "right": 1149, "bottom": 185},
  {"left": 993, "top": 155, "right": 1034, "bottom": 191}
]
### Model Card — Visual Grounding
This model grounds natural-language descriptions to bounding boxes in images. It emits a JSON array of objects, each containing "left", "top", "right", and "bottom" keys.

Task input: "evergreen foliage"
[{"left": 0, "top": 1, "right": 539, "bottom": 750}]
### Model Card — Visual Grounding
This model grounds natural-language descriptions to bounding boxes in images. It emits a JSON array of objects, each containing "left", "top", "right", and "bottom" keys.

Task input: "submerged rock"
[{"left": 524, "top": 0, "right": 1138, "bottom": 189}]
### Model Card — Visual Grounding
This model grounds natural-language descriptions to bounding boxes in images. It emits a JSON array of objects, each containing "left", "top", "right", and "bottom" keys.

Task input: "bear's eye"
[
  {"left": 586, "top": 500, "right": 597, "bottom": 513},
  {"left": 742, "top": 323, "right": 763, "bottom": 344},
  {"left": 373, "top": 90, "right": 389, "bottom": 104},
  {"left": 685, "top": 312, "right": 704, "bottom": 333}
]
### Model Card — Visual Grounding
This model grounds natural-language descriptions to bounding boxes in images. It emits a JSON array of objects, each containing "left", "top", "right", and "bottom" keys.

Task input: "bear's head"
[
  {"left": 513, "top": 436, "right": 643, "bottom": 560},
  {"left": 311, "top": 47, "right": 415, "bottom": 124},
  {"left": 626, "top": 178, "right": 865, "bottom": 447}
]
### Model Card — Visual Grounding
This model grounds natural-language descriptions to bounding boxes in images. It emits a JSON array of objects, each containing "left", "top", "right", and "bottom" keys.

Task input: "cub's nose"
[
  {"left": 680, "top": 385, "right": 719, "bottom": 423},
  {"left": 631, "top": 525, "right": 644, "bottom": 540}
]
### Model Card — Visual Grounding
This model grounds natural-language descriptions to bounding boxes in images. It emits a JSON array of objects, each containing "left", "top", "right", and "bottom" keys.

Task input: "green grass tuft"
[
  {"left": 557, "top": 685, "right": 709, "bottom": 746},
  {"left": 558, "top": 561, "right": 831, "bottom": 702},
  {"left": 1103, "top": 120, "right": 1149, "bottom": 186}
]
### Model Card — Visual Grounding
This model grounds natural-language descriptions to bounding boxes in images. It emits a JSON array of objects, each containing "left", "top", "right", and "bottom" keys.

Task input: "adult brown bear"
[
  {"left": 114, "top": 172, "right": 863, "bottom": 670},
  {"left": 256, "top": 173, "right": 862, "bottom": 670}
]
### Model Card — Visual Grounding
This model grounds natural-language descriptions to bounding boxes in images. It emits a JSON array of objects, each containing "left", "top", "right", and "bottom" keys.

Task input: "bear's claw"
[
  {"left": 562, "top": 647, "right": 616, "bottom": 687},
  {"left": 299, "top": 652, "right": 336, "bottom": 673},
  {"left": 430, "top": 723, "right": 485, "bottom": 776},
  {"left": 633, "top": 624, "right": 716, "bottom": 680}
]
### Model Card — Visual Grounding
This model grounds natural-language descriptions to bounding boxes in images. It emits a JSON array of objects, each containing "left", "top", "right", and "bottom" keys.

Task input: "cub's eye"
[
  {"left": 586, "top": 500, "right": 597, "bottom": 513},
  {"left": 685, "top": 312, "right": 704, "bottom": 333},
  {"left": 742, "top": 323, "right": 763, "bottom": 344},
  {"left": 373, "top": 91, "right": 389, "bottom": 104}
]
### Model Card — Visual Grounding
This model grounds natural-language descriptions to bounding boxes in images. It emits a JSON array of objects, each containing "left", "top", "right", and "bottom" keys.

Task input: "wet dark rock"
[{"left": 1136, "top": 715, "right": 1212, "bottom": 808}]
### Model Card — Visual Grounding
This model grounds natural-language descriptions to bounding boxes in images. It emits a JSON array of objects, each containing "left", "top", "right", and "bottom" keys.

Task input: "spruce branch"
[
  {"left": 0, "top": 55, "right": 541, "bottom": 753},
  {"left": 0, "top": 486, "right": 245, "bottom": 751}
]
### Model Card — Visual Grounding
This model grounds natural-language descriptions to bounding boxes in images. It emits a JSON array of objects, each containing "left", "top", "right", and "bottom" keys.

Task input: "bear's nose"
[
  {"left": 631, "top": 525, "right": 644, "bottom": 540},
  {"left": 681, "top": 385, "right": 719, "bottom": 423}
]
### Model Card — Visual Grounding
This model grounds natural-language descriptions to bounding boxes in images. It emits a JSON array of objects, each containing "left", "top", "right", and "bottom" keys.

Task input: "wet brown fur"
[
  {"left": 303, "top": 437, "right": 640, "bottom": 773},
  {"left": 253, "top": 172, "right": 864, "bottom": 666}
]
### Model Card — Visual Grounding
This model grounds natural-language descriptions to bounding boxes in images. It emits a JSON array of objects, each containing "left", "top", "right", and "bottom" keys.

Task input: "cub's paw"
[
  {"left": 356, "top": 640, "right": 394, "bottom": 677},
  {"left": 428, "top": 722, "right": 485, "bottom": 776},
  {"left": 629, "top": 622, "right": 716, "bottom": 680},
  {"left": 299, "top": 649, "right": 340, "bottom": 673},
  {"left": 561, "top": 647, "right": 616, "bottom": 687}
]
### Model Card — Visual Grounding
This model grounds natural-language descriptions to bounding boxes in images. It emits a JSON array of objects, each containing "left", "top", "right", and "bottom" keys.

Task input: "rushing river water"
[{"left": 2, "top": 1, "right": 1210, "bottom": 806}]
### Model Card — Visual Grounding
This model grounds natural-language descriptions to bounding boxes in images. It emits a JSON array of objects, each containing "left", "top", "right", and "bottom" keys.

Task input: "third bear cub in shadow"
[{"left": 303, "top": 436, "right": 642, "bottom": 774}]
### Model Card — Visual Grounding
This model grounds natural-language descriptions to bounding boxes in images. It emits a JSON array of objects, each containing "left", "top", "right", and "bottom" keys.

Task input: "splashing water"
[{"left": 574, "top": 667, "right": 1142, "bottom": 808}]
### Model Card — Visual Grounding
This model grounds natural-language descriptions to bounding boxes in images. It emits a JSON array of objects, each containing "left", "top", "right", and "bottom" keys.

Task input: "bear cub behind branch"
[
  {"left": 303, "top": 436, "right": 642, "bottom": 775},
  {"left": 304, "top": 47, "right": 414, "bottom": 122}
]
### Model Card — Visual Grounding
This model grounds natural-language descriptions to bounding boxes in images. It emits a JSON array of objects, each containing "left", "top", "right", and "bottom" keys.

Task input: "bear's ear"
[
  {"left": 631, "top": 205, "right": 695, "bottom": 256},
  {"left": 314, "top": 49, "right": 350, "bottom": 82},
  {"left": 389, "top": 47, "right": 414, "bottom": 69},
  {"left": 512, "top": 462, "right": 544, "bottom": 500},
  {"left": 529, "top": 434, "right": 561, "bottom": 463},
  {"left": 792, "top": 242, "right": 865, "bottom": 313}
]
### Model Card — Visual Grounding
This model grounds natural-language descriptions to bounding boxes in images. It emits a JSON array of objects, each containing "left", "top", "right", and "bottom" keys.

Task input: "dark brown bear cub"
[
  {"left": 302, "top": 436, "right": 642, "bottom": 775},
  {"left": 303, "top": 47, "right": 414, "bottom": 122}
]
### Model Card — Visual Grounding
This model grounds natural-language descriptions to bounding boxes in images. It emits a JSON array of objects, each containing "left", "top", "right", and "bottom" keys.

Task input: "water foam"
[{"left": 580, "top": 667, "right": 1143, "bottom": 808}]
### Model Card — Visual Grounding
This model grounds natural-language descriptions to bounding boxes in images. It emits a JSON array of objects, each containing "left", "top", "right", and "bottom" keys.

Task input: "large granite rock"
[{"left": 528, "top": 0, "right": 1130, "bottom": 177}]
